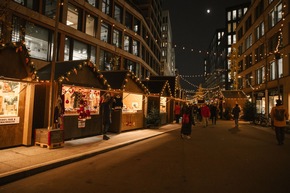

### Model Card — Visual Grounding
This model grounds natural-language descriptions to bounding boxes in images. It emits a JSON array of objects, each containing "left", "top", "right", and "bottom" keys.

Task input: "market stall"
[
  {"left": 149, "top": 76, "right": 181, "bottom": 123},
  {"left": 0, "top": 42, "right": 36, "bottom": 149},
  {"left": 36, "top": 60, "right": 109, "bottom": 141},
  {"left": 101, "top": 70, "right": 149, "bottom": 133},
  {"left": 142, "top": 80, "right": 172, "bottom": 126}
]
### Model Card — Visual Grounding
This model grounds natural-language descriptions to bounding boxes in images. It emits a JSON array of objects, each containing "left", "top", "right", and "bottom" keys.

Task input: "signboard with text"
[{"left": 0, "top": 117, "right": 20, "bottom": 125}]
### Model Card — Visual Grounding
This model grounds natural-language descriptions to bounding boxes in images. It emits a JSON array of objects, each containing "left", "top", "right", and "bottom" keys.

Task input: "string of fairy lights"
[{"left": 178, "top": 1, "right": 288, "bottom": 96}]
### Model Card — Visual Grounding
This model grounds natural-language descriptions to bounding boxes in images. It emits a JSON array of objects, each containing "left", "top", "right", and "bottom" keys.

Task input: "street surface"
[{"left": 1, "top": 120, "right": 290, "bottom": 193}]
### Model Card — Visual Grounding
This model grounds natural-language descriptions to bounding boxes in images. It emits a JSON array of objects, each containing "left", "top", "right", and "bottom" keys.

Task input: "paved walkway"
[
  {"left": 0, "top": 123, "right": 180, "bottom": 185},
  {"left": 0, "top": 120, "right": 282, "bottom": 186}
]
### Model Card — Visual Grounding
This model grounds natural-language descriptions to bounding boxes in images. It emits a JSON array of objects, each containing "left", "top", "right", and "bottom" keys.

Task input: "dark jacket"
[
  {"left": 101, "top": 98, "right": 113, "bottom": 125},
  {"left": 232, "top": 106, "right": 241, "bottom": 119}
]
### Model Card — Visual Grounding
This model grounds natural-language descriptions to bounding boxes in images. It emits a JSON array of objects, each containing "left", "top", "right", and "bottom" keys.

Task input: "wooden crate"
[
  {"left": 35, "top": 128, "right": 64, "bottom": 149},
  {"left": 35, "top": 141, "right": 64, "bottom": 149}
]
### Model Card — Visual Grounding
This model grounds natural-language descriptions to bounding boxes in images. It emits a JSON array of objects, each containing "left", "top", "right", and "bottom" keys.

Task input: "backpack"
[
  {"left": 182, "top": 113, "right": 190, "bottom": 124},
  {"left": 275, "top": 108, "right": 285, "bottom": 121}
]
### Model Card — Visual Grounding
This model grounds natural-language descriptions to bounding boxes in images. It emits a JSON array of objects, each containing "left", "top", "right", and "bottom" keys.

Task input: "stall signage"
[
  {"left": 78, "top": 120, "right": 86, "bottom": 128},
  {"left": 0, "top": 117, "right": 20, "bottom": 125}
]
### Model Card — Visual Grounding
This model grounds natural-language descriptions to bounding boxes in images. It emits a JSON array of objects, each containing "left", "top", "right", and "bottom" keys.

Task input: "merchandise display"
[
  {"left": 122, "top": 92, "right": 143, "bottom": 113},
  {"left": 62, "top": 85, "right": 100, "bottom": 116}
]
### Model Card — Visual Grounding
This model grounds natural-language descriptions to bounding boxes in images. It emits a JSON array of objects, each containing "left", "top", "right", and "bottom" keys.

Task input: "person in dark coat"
[
  {"left": 232, "top": 104, "right": 241, "bottom": 127},
  {"left": 100, "top": 93, "right": 113, "bottom": 140},
  {"left": 181, "top": 104, "right": 193, "bottom": 139},
  {"left": 210, "top": 103, "right": 218, "bottom": 125}
]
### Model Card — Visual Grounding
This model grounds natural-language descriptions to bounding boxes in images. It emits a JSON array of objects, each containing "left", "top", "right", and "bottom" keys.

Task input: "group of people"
[
  {"left": 175, "top": 99, "right": 289, "bottom": 146},
  {"left": 103, "top": 92, "right": 289, "bottom": 145},
  {"left": 175, "top": 102, "right": 219, "bottom": 139}
]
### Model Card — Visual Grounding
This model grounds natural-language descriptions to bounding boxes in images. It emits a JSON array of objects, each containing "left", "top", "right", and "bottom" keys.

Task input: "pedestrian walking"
[
  {"left": 181, "top": 104, "right": 193, "bottom": 139},
  {"left": 192, "top": 104, "right": 198, "bottom": 124},
  {"left": 201, "top": 103, "right": 210, "bottom": 127},
  {"left": 210, "top": 103, "right": 218, "bottom": 125},
  {"left": 232, "top": 104, "right": 241, "bottom": 127},
  {"left": 174, "top": 102, "right": 181, "bottom": 123},
  {"left": 100, "top": 93, "right": 113, "bottom": 140},
  {"left": 270, "top": 99, "right": 289, "bottom": 145}
]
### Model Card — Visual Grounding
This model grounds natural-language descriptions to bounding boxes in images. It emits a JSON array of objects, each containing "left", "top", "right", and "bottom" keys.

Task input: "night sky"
[{"left": 163, "top": 0, "right": 251, "bottom": 91}]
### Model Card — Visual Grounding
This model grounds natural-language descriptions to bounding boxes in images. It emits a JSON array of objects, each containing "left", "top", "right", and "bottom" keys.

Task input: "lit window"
[
  {"left": 25, "top": 22, "right": 50, "bottom": 61},
  {"left": 85, "top": 14, "right": 96, "bottom": 37},
  {"left": 73, "top": 40, "right": 88, "bottom": 60},
  {"left": 124, "top": 35, "right": 130, "bottom": 52},
  {"left": 113, "top": 29, "right": 122, "bottom": 48},
  {"left": 232, "top": 10, "right": 237, "bottom": 20},
  {"left": 227, "top": 11, "right": 231, "bottom": 21},
  {"left": 67, "top": 4, "right": 79, "bottom": 30}
]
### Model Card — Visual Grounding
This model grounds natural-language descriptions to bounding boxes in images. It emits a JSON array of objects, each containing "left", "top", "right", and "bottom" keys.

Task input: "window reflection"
[
  {"left": 67, "top": 4, "right": 79, "bottom": 30},
  {"left": 85, "top": 14, "right": 96, "bottom": 37},
  {"left": 25, "top": 22, "right": 50, "bottom": 60},
  {"left": 113, "top": 29, "right": 122, "bottom": 48},
  {"left": 124, "top": 35, "right": 130, "bottom": 52},
  {"left": 114, "top": 4, "right": 122, "bottom": 22},
  {"left": 64, "top": 37, "right": 70, "bottom": 61},
  {"left": 90, "top": 46, "right": 96, "bottom": 63},
  {"left": 132, "top": 40, "right": 139, "bottom": 56},
  {"left": 73, "top": 40, "right": 88, "bottom": 60},
  {"left": 101, "top": 23, "right": 109, "bottom": 42},
  {"left": 99, "top": 49, "right": 113, "bottom": 71},
  {"left": 87, "top": 0, "right": 99, "bottom": 8},
  {"left": 44, "top": 0, "right": 57, "bottom": 19},
  {"left": 102, "top": 0, "right": 111, "bottom": 15}
]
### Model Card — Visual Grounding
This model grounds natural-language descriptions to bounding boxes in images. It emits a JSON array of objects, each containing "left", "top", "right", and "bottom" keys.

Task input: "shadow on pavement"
[{"left": 228, "top": 126, "right": 240, "bottom": 134}]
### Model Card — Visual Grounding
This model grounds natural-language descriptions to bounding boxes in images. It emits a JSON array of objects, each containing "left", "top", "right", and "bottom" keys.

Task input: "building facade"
[
  {"left": 235, "top": 0, "right": 290, "bottom": 116},
  {"left": 204, "top": 28, "right": 227, "bottom": 90},
  {"left": 161, "top": 10, "right": 176, "bottom": 76},
  {"left": 1, "top": 0, "right": 164, "bottom": 78},
  {"left": 205, "top": 2, "right": 250, "bottom": 90}
]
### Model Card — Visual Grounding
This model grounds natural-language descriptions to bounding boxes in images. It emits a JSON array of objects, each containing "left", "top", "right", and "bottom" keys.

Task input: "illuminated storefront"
[
  {"left": 101, "top": 70, "right": 149, "bottom": 132},
  {"left": 36, "top": 60, "right": 108, "bottom": 140},
  {"left": 142, "top": 80, "right": 172, "bottom": 125}
]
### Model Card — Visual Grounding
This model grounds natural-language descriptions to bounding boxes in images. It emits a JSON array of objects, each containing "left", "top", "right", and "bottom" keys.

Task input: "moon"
[{"left": 206, "top": 9, "right": 211, "bottom": 14}]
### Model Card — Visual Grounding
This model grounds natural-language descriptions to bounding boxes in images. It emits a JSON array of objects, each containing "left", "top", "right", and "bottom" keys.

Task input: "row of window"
[
  {"left": 227, "top": 7, "right": 248, "bottom": 21},
  {"left": 237, "top": 32, "right": 281, "bottom": 71},
  {"left": 8, "top": 15, "right": 157, "bottom": 77},
  {"left": 237, "top": 1, "right": 283, "bottom": 45},
  {"left": 12, "top": 0, "right": 162, "bottom": 76},
  {"left": 254, "top": 58, "right": 283, "bottom": 85},
  {"left": 239, "top": 57, "right": 283, "bottom": 89}
]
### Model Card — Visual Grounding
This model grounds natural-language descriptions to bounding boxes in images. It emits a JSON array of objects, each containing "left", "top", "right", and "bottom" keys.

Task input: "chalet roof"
[
  {"left": 0, "top": 42, "right": 33, "bottom": 79},
  {"left": 149, "top": 76, "right": 178, "bottom": 97},
  {"left": 142, "top": 80, "right": 172, "bottom": 97},
  {"left": 37, "top": 60, "right": 107, "bottom": 88},
  {"left": 37, "top": 60, "right": 88, "bottom": 80},
  {"left": 101, "top": 70, "right": 149, "bottom": 94}
]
